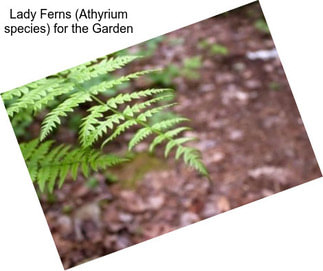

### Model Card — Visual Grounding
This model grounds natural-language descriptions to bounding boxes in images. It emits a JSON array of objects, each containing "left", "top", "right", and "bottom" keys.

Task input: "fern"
[
  {"left": 66, "top": 55, "right": 140, "bottom": 83},
  {"left": 20, "top": 139, "right": 127, "bottom": 193},
  {"left": 80, "top": 89, "right": 207, "bottom": 176},
  {"left": 40, "top": 70, "right": 156, "bottom": 140},
  {"left": 5, "top": 78, "right": 74, "bottom": 117},
  {"left": 2, "top": 54, "right": 209, "bottom": 193}
]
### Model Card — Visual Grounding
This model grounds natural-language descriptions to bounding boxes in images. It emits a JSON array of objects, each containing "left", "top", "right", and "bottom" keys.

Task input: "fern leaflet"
[{"left": 20, "top": 139, "right": 127, "bottom": 193}]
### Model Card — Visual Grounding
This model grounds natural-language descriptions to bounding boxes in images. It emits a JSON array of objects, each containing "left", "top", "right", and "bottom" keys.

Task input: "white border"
[{"left": 1, "top": 0, "right": 323, "bottom": 270}]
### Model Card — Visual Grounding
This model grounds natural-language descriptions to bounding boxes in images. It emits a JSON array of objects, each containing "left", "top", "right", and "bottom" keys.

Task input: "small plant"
[
  {"left": 115, "top": 36, "right": 165, "bottom": 58},
  {"left": 198, "top": 39, "right": 229, "bottom": 56},
  {"left": 149, "top": 64, "right": 180, "bottom": 86},
  {"left": 254, "top": 18, "right": 270, "bottom": 34},
  {"left": 86, "top": 177, "right": 100, "bottom": 189},
  {"left": 149, "top": 56, "right": 202, "bottom": 87},
  {"left": 182, "top": 56, "right": 203, "bottom": 80},
  {"left": 2, "top": 55, "right": 209, "bottom": 193},
  {"left": 210, "top": 44, "right": 229, "bottom": 56}
]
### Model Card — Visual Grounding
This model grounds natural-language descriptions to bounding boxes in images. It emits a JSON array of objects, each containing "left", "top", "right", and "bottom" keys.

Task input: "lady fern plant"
[{"left": 2, "top": 55, "right": 209, "bottom": 193}]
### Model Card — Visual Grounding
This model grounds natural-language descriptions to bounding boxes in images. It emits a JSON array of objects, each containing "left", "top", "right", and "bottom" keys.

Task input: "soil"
[{"left": 36, "top": 3, "right": 321, "bottom": 269}]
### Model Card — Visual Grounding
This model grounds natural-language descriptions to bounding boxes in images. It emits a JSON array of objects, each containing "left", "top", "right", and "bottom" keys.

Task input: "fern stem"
[{"left": 91, "top": 94, "right": 106, "bottom": 106}]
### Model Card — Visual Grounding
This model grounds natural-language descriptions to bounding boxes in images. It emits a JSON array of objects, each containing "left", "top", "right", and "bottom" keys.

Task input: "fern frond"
[
  {"left": 100, "top": 102, "right": 177, "bottom": 148},
  {"left": 1, "top": 79, "right": 50, "bottom": 101},
  {"left": 31, "top": 82, "right": 74, "bottom": 113},
  {"left": 4, "top": 54, "right": 209, "bottom": 181},
  {"left": 5, "top": 78, "right": 73, "bottom": 117},
  {"left": 68, "top": 55, "right": 140, "bottom": 83},
  {"left": 107, "top": 88, "right": 172, "bottom": 108},
  {"left": 164, "top": 137, "right": 196, "bottom": 157},
  {"left": 79, "top": 104, "right": 110, "bottom": 147},
  {"left": 151, "top": 117, "right": 190, "bottom": 130},
  {"left": 126, "top": 112, "right": 206, "bottom": 176},
  {"left": 40, "top": 71, "right": 157, "bottom": 141},
  {"left": 149, "top": 135, "right": 166, "bottom": 152},
  {"left": 100, "top": 100, "right": 207, "bottom": 177},
  {"left": 81, "top": 93, "right": 173, "bottom": 148},
  {"left": 20, "top": 138, "right": 39, "bottom": 160},
  {"left": 164, "top": 127, "right": 191, "bottom": 138},
  {"left": 136, "top": 103, "right": 176, "bottom": 122},
  {"left": 20, "top": 140, "right": 128, "bottom": 193},
  {"left": 181, "top": 147, "right": 208, "bottom": 176},
  {"left": 84, "top": 113, "right": 125, "bottom": 148},
  {"left": 1, "top": 85, "right": 29, "bottom": 101},
  {"left": 128, "top": 127, "right": 153, "bottom": 150},
  {"left": 40, "top": 92, "right": 92, "bottom": 140},
  {"left": 88, "top": 70, "right": 157, "bottom": 95},
  {"left": 102, "top": 119, "right": 138, "bottom": 146}
]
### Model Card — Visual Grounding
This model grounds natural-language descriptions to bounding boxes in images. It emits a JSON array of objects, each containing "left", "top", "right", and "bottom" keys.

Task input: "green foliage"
[
  {"left": 10, "top": 111, "right": 33, "bottom": 138},
  {"left": 210, "top": 44, "right": 229, "bottom": 56},
  {"left": 105, "top": 172, "right": 119, "bottom": 183},
  {"left": 149, "top": 64, "right": 180, "bottom": 86},
  {"left": 182, "top": 56, "right": 203, "bottom": 80},
  {"left": 67, "top": 113, "right": 83, "bottom": 132},
  {"left": 114, "top": 36, "right": 164, "bottom": 58},
  {"left": 4, "top": 55, "right": 142, "bottom": 118},
  {"left": 254, "top": 18, "right": 270, "bottom": 34},
  {"left": 40, "top": 69, "right": 155, "bottom": 141},
  {"left": 20, "top": 139, "right": 127, "bottom": 193},
  {"left": 86, "top": 177, "right": 99, "bottom": 189},
  {"left": 198, "top": 39, "right": 229, "bottom": 56},
  {"left": 2, "top": 54, "right": 209, "bottom": 192},
  {"left": 148, "top": 111, "right": 180, "bottom": 126},
  {"left": 197, "top": 40, "right": 210, "bottom": 50},
  {"left": 149, "top": 56, "right": 202, "bottom": 87},
  {"left": 142, "top": 36, "right": 165, "bottom": 57}
]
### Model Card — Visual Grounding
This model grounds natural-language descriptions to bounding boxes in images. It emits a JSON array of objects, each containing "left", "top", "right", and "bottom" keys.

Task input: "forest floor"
[{"left": 38, "top": 3, "right": 321, "bottom": 269}]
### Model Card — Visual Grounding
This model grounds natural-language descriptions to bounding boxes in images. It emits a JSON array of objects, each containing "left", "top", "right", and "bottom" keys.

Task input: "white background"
[{"left": 0, "top": 0, "right": 323, "bottom": 270}]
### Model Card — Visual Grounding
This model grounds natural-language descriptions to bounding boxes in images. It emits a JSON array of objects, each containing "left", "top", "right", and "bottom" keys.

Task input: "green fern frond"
[
  {"left": 1, "top": 85, "right": 29, "bottom": 101},
  {"left": 128, "top": 127, "right": 153, "bottom": 150},
  {"left": 107, "top": 88, "right": 172, "bottom": 108},
  {"left": 81, "top": 93, "right": 173, "bottom": 148},
  {"left": 31, "top": 82, "right": 74, "bottom": 112},
  {"left": 124, "top": 95, "right": 174, "bottom": 116},
  {"left": 164, "top": 127, "right": 191, "bottom": 138},
  {"left": 40, "top": 91, "right": 93, "bottom": 140},
  {"left": 151, "top": 117, "right": 190, "bottom": 130},
  {"left": 182, "top": 147, "right": 208, "bottom": 176},
  {"left": 136, "top": 103, "right": 176, "bottom": 122},
  {"left": 87, "top": 70, "right": 157, "bottom": 95},
  {"left": 20, "top": 139, "right": 128, "bottom": 193},
  {"left": 100, "top": 103, "right": 177, "bottom": 148},
  {"left": 95, "top": 96, "right": 207, "bottom": 176},
  {"left": 79, "top": 86, "right": 207, "bottom": 176},
  {"left": 40, "top": 70, "right": 157, "bottom": 141},
  {"left": 5, "top": 78, "right": 73, "bottom": 117},
  {"left": 79, "top": 104, "right": 110, "bottom": 147},
  {"left": 1, "top": 78, "right": 50, "bottom": 101},
  {"left": 4, "top": 54, "right": 209, "bottom": 186},
  {"left": 84, "top": 113, "right": 125, "bottom": 148},
  {"left": 68, "top": 55, "right": 140, "bottom": 83},
  {"left": 102, "top": 119, "right": 138, "bottom": 146},
  {"left": 164, "top": 137, "right": 196, "bottom": 157},
  {"left": 20, "top": 138, "right": 39, "bottom": 160}
]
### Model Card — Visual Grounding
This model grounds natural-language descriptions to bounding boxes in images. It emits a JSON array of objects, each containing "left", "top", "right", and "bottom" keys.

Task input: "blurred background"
[{"left": 13, "top": 2, "right": 321, "bottom": 269}]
